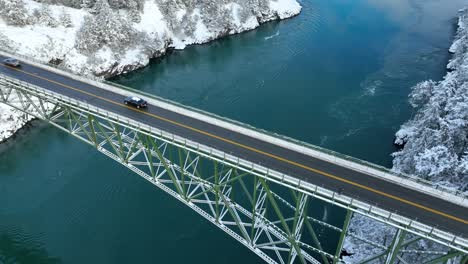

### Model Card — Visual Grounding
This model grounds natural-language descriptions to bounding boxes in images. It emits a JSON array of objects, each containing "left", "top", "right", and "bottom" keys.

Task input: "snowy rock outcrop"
[
  {"left": 392, "top": 8, "right": 468, "bottom": 194},
  {"left": 0, "top": 0, "right": 301, "bottom": 78}
]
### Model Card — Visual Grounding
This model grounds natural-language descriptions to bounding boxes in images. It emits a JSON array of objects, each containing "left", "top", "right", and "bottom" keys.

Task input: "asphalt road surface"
[{"left": 0, "top": 56, "right": 467, "bottom": 238}]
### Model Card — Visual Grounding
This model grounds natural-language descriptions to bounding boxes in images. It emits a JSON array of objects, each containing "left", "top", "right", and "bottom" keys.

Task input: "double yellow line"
[{"left": 2, "top": 64, "right": 467, "bottom": 225}]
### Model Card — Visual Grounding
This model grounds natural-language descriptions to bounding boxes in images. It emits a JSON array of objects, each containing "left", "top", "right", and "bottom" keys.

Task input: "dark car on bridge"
[
  {"left": 3, "top": 58, "right": 20, "bottom": 67},
  {"left": 124, "top": 96, "right": 148, "bottom": 109}
]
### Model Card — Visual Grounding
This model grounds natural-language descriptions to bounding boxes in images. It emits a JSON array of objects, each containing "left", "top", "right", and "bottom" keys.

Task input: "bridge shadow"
[{"left": 0, "top": 229, "right": 61, "bottom": 264}]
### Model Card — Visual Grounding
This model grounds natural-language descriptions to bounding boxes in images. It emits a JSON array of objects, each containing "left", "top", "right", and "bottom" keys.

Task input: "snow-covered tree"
[
  {"left": 0, "top": 0, "right": 31, "bottom": 26},
  {"left": 33, "top": 5, "right": 59, "bottom": 27},
  {"left": 393, "top": 8, "right": 468, "bottom": 194},
  {"left": 33, "top": 0, "right": 146, "bottom": 10},
  {"left": 59, "top": 8, "right": 73, "bottom": 27},
  {"left": 408, "top": 80, "right": 436, "bottom": 108},
  {"left": 0, "top": 31, "right": 17, "bottom": 52},
  {"left": 75, "top": 0, "right": 136, "bottom": 54},
  {"left": 126, "top": 0, "right": 141, "bottom": 23},
  {"left": 1, "top": 0, "right": 301, "bottom": 78}
]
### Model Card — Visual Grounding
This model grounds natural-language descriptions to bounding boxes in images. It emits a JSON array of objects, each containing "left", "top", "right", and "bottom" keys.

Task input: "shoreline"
[
  {"left": 392, "top": 8, "right": 468, "bottom": 194},
  {"left": 343, "top": 8, "right": 468, "bottom": 263},
  {"left": 0, "top": 0, "right": 302, "bottom": 79},
  {"left": 0, "top": 0, "right": 302, "bottom": 143},
  {"left": 0, "top": 119, "right": 42, "bottom": 146}
]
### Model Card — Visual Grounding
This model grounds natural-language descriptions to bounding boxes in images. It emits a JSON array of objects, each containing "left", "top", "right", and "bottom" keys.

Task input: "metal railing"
[
  {"left": 1, "top": 73, "right": 467, "bottom": 254},
  {"left": 1, "top": 48, "right": 466, "bottom": 202}
]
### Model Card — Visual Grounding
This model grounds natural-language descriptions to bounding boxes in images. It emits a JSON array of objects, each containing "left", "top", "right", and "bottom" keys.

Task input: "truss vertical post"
[
  {"left": 259, "top": 178, "right": 307, "bottom": 264},
  {"left": 333, "top": 209, "right": 352, "bottom": 264},
  {"left": 143, "top": 134, "right": 156, "bottom": 178},
  {"left": 460, "top": 255, "right": 468, "bottom": 264},
  {"left": 423, "top": 250, "right": 464, "bottom": 264},
  {"left": 91, "top": 119, "right": 123, "bottom": 160},
  {"left": 68, "top": 110, "right": 94, "bottom": 144},
  {"left": 177, "top": 147, "right": 188, "bottom": 199},
  {"left": 303, "top": 208, "right": 330, "bottom": 264},
  {"left": 87, "top": 115, "right": 98, "bottom": 147},
  {"left": 385, "top": 229, "right": 407, "bottom": 264},
  {"left": 151, "top": 138, "right": 185, "bottom": 197},
  {"left": 213, "top": 159, "right": 221, "bottom": 222}
]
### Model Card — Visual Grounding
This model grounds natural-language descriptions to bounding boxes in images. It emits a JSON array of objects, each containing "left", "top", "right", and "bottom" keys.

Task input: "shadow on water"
[
  {"left": 0, "top": 120, "right": 49, "bottom": 154},
  {"left": 0, "top": 229, "right": 60, "bottom": 264}
]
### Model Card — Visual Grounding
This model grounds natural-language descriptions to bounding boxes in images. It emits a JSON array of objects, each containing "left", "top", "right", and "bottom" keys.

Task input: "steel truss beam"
[
  {"left": 343, "top": 216, "right": 466, "bottom": 263},
  {"left": 0, "top": 75, "right": 466, "bottom": 263}
]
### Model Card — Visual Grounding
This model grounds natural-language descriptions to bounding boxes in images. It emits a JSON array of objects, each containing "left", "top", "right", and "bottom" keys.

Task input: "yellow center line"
[{"left": 3, "top": 64, "right": 468, "bottom": 225}]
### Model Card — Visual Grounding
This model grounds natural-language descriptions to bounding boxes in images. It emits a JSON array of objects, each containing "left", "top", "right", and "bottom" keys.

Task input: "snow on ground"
[
  {"left": 0, "top": 103, "right": 33, "bottom": 143},
  {"left": 341, "top": 8, "right": 468, "bottom": 264},
  {"left": 392, "top": 8, "right": 468, "bottom": 194},
  {"left": 0, "top": 2, "right": 466, "bottom": 263},
  {"left": 269, "top": 0, "right": 301, "bottom": 19},
  {"left": 0, "top": 0, "right": 302, "bottom": 77},
  {"left": 133, "top": 1, "right": 166, "bottom": 36},
  {"left": 0, "top": 92, "right": 53, "bottom": 143},
  {"left": 8, "top": 0, "right": 84, "bottom": 55},
  {"left": 0, "top": 0, "right": 301, "bottom": 143}
]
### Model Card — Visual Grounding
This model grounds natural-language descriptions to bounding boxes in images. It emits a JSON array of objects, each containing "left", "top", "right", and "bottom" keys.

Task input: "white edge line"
[
  {"left": 2, "top": 76, "right": 467, "bottom": 251},
  {"left": 1, "top": 50, "right": 466, "bottom": 208}
]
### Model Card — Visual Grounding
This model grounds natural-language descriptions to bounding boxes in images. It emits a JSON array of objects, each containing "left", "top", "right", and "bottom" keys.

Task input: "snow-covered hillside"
[
  {"left": 0, "top": 0, "right": 301, "bottom": 142},
  {"left": 393, "top": 8, "right": 468, "bottom": 194},
  {"left": 0, "top": 0, "right": 301, "bottom": 78},
  {"left": 342, "top": 8, "right": 468, "bottom": 264},
  {"left": 0, "top": 103, "right": 34, "bottom": 143}
]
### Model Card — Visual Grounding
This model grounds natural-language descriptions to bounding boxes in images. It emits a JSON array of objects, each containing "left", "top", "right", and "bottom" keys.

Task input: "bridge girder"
[{"left": 0, "top": 74, "right": 466, "bottom": 263}]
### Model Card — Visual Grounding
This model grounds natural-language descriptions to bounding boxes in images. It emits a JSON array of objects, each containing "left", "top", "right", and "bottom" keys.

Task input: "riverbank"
[
  {"left": 392, "top": 8, "right": 468, "bottom": 194},
  {"left": 0, "top": 104, "right": 33, "bottom": 143},
  {"left": 1, "top": 1, "right": 467, "bottom": 263},
  {"left": 0, "top": 0, "right": 301, "bottom": 144},
  {"left": 342, "top": 7, "right": 468, "bottom": 264},
  {"left": 0, "top": 0, "right": 301, "bottom": 78}
]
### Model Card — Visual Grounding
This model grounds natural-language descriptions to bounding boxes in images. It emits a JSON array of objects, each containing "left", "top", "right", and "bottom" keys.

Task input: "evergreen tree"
[
  {"left": 0, "top": 0, "right": 31, "bottom": 26},
  {"left": 34, "top": 5, "right": 59, "bottom": 27},
  {"left": 75, "top": 0, "right": 136, "bottom": 54},
  {"left": 59, "top": 8, "right": 73, "bottom": 27}
]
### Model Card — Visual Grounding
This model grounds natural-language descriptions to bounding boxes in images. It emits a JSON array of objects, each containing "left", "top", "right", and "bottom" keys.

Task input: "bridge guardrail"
[
  {"left": 1, "top": 73, "right": 467, "bottom": 252},
  {"left": 106, "top": 80, "right": 468, "bottom": 200},
  {"left": 1, "top": 48, "right": 467, "bottom": 204}
]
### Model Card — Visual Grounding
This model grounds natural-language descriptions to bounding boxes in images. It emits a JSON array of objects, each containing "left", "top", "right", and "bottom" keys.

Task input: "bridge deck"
[{"left": 0, "top": 55, "right": 467, "bottom": 238}]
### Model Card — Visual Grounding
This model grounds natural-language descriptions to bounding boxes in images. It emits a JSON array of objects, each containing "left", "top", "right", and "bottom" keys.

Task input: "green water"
[{"left": 1, "top": 0, "right": 467, "bottom": 263}]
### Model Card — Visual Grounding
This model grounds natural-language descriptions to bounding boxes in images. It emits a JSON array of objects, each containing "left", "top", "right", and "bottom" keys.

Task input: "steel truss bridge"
[{"left": 0, "top": 56, "right": 467, "bottom": 264}]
